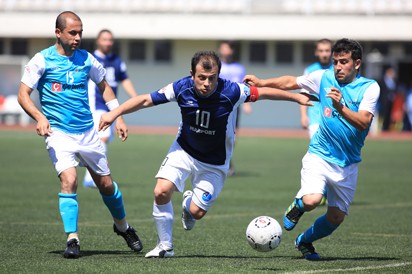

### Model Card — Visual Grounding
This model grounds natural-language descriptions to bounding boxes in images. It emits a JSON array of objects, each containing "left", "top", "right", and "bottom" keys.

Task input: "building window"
[
  {"left": 276, "top": 42, "right": 293, "bottom": 63},
  {"left": 155, "top": 40, "right": 172, "bottom": 62},
  {"left": 249, "top": 41, "right": 266, "bottom": 63},
  {"left": 370, "top": 42, "right": 388, "bottom": 55},
  {"left": 129, "top": 40, "right": 146, "bottom": 61},
  {"left": 81, "top": 39, "right": 95, "bottom": 53},
  {"left": 11, "top": 39, "right": 28, "bottom": 55},
  {"left": 0, "top": 39, "right": 4, "bottom": 54},
  {"left": 303, "top": 42, "right": 316, "bottom": 63}
]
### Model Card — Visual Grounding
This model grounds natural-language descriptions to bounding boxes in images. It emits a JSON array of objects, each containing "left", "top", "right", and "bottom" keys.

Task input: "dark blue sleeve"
[{"left": 150, "top": 91, "right": 169, "bottom": 105}]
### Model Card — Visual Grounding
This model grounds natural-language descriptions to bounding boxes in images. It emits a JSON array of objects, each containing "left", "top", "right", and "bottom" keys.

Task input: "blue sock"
[
  {"left": 59, "top": 193, "right": 78, "bottom": 234},
  {"left": 101, "top": 182, "right": 126, "bottom": 220},
  {"left": 296, "top": 198, "right": 305, "bottom": 212},
  {"left": 302, "top": 214, "right": 339, "bottom": 243}
]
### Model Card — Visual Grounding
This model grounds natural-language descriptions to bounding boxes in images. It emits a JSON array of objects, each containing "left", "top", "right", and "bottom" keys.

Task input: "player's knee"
[
  {"left": 326, "top": 209, "right": 345, "bottom": 225},
  {"left": 302, "top": 194, "right": 324, "bottom": 211},
  {"left": 153, "top": 186, "right": 173, "bottom": 204}
]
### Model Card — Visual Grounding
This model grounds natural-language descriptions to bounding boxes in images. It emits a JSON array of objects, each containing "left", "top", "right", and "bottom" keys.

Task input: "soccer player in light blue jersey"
[
  {"left": 244, "top": 38, "right": 380, "bottom": 260},
  {"left": 300, "top": 39, "right": 333, "bottom": 138},
  {"left": 83, "top": 29, "right": 138, "bottom": 188},
  {"left": 99, "top": 51, "right": 313, "bottom": 258},
  {"left": 17, "top": 11, "right": 142, "bottom": 259}
]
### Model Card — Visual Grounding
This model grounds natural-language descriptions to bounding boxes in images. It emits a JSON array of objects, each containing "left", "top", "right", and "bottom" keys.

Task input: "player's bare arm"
[
  {"left": 257, "top": 87, "right": 313, "bottom": 106},
  {"left": 326, "top": 86, "right": 373, "bottom": 131},
  {"left": 17, "top": 83, "right": 53, "bottom": 136},
  {"left": 244, "top": 75, "right": 300, "bottom": 90},
  {"left": 99, "top": 94, "right": 154, "bottom": 132},
  {"left": 97, "top": 79, "right": 128, "bottom": 141}
]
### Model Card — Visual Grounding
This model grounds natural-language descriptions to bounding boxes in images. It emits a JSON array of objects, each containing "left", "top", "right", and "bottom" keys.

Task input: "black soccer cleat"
[
  {"left": 113, "top": 224, "right": 143, "bottom": 252},
  {"left": 283, "top": 198, "right": 304, "bottom": 231},
  {"left": 63, "top": 238, "right": 80, "bottom": 259}
]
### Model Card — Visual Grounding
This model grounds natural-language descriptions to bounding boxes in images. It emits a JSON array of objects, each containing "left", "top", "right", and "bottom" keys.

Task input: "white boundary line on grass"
[{"left": 283, "top": 262, "right": 412, "bottom": 274}]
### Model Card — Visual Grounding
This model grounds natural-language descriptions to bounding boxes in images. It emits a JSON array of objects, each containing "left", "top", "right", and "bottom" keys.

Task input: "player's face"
[
  {"left": 191, "top": 63, "right": 219, "bottom": 97},
  {"left": 219, "top": 43, "right": 233, "bottom": 62},
  {"left": 56, "top": 17, "right": 83, "bottom": 55},
  {"left": 333, "top": 51, "right": 361, "bottom": 84},
  {"left": 96, "top": 32, "right": 114, "bottom": 55},
  {"left": 315, "top": 42, "right": 332, "bottom": 67}
]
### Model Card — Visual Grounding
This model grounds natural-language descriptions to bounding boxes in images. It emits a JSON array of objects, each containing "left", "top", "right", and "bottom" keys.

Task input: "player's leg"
[
  {"left": 145, "top": 142, "right": 191, "bottom": 258},
  {"left": 79, "top": 128, "right": 142, "bottom": 252},
  {"left": 295, "top": 161, "right": 358, "bottom": 260},
  {"left": 182, "top": 162, "right": 225, "bottom": 230},
  {"left": 46, "top": 130, "right": 82, "bottom": 259},
  {"left": 284, "top": 153, "right": 326, "bottom": 231},
  {"left": 145, "top": 178, "right": 177, "bottom": 258},
  {"left": 58, "top": 167, "right": 81, "bottom": 259}
]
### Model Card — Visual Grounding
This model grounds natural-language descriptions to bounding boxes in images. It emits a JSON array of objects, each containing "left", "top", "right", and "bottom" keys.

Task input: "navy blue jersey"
[{"left": 151, "top": 76, "right": 254, "bottom": 165}]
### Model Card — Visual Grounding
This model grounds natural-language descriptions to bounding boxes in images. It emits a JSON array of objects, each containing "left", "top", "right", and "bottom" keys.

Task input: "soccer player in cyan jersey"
[
  {"left": 17, "top": 11, "right": 142, "bottom": 259},
  {"left": 244, "top": 38, "right": 380, "bottom": 260},
  {"left": 83, "top": 29, "right": 138, "bottom": 188},
  {"left": 300, "top": 39, "right": 333, "bottom": 138},
  {"left": 99, "top": 51, "right": 313, "bottom": 258}
]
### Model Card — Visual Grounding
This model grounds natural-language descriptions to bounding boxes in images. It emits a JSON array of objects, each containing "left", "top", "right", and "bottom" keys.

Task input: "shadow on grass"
[
  {"left": 227, "top": 171, "right": 261, "bottom": 178},
  {"left": 49, "top": 250, "right": 143, "bottom": 257},
  {"left": 290, "top": 256, "right": 400, "bottom": 262}
]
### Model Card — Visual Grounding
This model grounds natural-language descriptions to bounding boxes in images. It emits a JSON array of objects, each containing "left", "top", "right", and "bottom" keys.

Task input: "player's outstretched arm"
[
  {"left": 258, "top": 87, "right": 313, "bottom": 106},
  {"left": 99, "top": 94, "right": 154, "bottom": 132},
  {"left": 244, "top": 75, "right": 300, "bottom": 90}
]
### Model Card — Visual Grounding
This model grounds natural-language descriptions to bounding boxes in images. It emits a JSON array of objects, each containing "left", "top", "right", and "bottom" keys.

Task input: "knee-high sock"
[
  {"left": 101, "top": 182, "right": 126, "bottom": 220},
  {"left": 301, "top": 214, "right": 339, "bottom": 243},
  {"left": 59, "top": 193, "right": 78, "bottom": 234},
  {"left": 153, "top": 201, "right": 174, "bottom": 248}
]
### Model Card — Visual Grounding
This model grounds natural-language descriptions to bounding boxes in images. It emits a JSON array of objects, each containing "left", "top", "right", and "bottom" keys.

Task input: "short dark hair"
[
  {"left": 332, "top": 38, "right": 363, "bottom": 61},
  {"left": 97, "top": 29, "right": 112, "bottom": 39},
  {"left": 191, "top": 51, "right": 221, "bottom": 75},
  {"left": 316, "top": 38, "right": 332, "bottom": 47},
  {"left": 55, "top": 11, "right": 81, "bottom": 30}
]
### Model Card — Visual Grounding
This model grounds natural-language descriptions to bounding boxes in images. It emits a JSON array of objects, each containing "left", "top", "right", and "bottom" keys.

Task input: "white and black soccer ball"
[{"left": 246, "top": 216, "right": 282, "bottom": 252}]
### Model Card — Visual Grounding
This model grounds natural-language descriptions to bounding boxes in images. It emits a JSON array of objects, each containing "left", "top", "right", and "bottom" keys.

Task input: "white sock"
[
  {"left": 114, "top": 221, "right": 129, "bottom": 233},
  {"left": 153, "top": 201, "right": 174, "bottom": 249}
]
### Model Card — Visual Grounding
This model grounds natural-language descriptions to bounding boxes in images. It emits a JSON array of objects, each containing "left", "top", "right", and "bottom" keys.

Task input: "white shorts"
[
  {"left": 155, "top": 141, "right": 227, "bottom": 211},
  {"left": 296, "top": 152, "right": 358, "bottom": 214},
  {"left": 93, "top": 109, "right": 114, "bottom": 142},
  {"left": 45, "top": 127, "right": 110, "bottom": 176}
]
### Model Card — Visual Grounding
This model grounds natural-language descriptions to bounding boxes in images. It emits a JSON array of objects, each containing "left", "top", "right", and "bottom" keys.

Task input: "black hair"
[
  {"left": 332, "top": 38, "right": 363, "bottom": 61},
  {"left": 55, "top": 11, "right": 81, "bottom": 30},
  {"left": 191, "top": 51, "right": 221, "bottom": 75}
]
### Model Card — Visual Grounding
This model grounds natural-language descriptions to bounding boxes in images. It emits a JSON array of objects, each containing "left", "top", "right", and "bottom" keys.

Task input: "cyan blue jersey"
[
  {"left": 303, "top": 62, "right": 333, "bottom": 126},
  {"left": 90, "top": 51, "right": 128, "bottom": 111},
  {"left": 21, "top": 45, "right": 106, "bottom": 133},
  {"left": 150, "top": 76, "right": 253, "bottom": 165},
  {"left": 298, "top": 69, "right": 380, "bottom": 167}
]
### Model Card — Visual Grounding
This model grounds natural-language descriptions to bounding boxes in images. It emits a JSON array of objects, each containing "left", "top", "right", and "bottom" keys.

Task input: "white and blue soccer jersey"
[
  {"left": 297, "top": 69, "right": 380, "bottom": 167},
  {"left": 220, "top": 61, "right": 245, "bottom": 83},
  {"left": 21, "top": 45, "right": 106, "bottom": 134},
  {"left": 150, "top": 76, "right": 255, "bottom": 165},
  {"left": 303, "top": 62, "right": 333, "bottom": 127},
  {"left": 88, "top": 51, "right": 128, "bottom": 112}
]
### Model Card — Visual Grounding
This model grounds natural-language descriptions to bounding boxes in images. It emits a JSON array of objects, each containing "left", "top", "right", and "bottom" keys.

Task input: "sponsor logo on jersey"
[
  {"left": 52, "top": 82, "right": 62, "bottom": 92},
  {"left": 324, "top": 106, "right": 332, "bottom": 118},
  {"left": 62, "top": 83, "right": 86, "bottom": 90},
  {"left": 202, "top": 192, "right": 212, "bottom": 202}
]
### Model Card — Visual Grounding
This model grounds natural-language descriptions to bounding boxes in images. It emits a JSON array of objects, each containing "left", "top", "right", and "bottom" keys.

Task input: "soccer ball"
[{"left": 246, "top": 216, "right": 282, "bottom": 252}]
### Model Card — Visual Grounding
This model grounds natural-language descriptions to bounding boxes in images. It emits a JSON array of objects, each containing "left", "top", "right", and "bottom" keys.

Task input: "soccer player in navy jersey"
[
  {"left": 99, "top": 50, "right": 313, "bottom": 258},
  {"left": 83, "top": 29, "right": 138, "bottom": 188},
  {"left": 17, "top": 11, "right": 142, "bottom": 259},
  {"left": 244, "top": 38, "right": 380, "bottom": 260}
]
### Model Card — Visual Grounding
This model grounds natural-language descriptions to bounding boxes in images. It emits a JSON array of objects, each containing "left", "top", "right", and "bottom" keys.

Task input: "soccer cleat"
[
  {"left": 181, "top": 190, "right": 196, "bottom": 231},
  {"left": 63, "top": 238, "right": 80, "bottom": 259},
  {"left": 113, "top": 224, "right": 143, "bottom": 252},
  {"left": 283, "top": 198, "right": 304, "bottom": 231},
  {"left": 145, "top": 243, "right": 174, "bottom": 258},
  {"left": 295, "top": 233, "right": 320, "bottom": 260}
]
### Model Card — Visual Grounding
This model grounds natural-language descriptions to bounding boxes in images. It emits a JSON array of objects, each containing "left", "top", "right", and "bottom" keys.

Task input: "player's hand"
[
  {"left": 36, "top": 117, "right": 53, "bottom": 137},
  {"left": 114, "top": 116, "right": 128, "bottom": 142},
  {"left": 99, "top": 112, "right": 116, "bottom": 132},
  {"left": 326, "top": 86, "right": 343, "bottom": 111},
  {"left": 243, "top": 75, "right": 262, "bottom": 87},
  {"left": 296, "top": 93, "right": 314, "bottom": 107}
]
